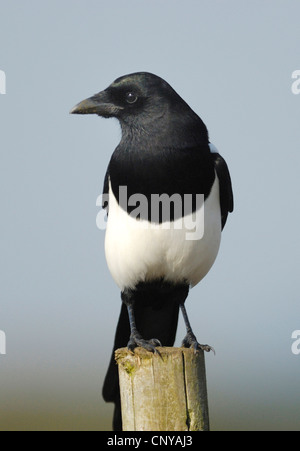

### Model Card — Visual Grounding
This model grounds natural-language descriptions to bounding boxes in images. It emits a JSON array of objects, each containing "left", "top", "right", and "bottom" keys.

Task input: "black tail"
[
  {"left": 102, "top": 282, "right": 186, "bottom": 431},
  {"left": 102, "top": 303, "right": 129, "bottom": 431}
]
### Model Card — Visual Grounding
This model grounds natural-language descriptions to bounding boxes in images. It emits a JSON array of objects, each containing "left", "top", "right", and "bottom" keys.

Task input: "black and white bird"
[{"left": 70, "top": 72, "right": 233, "bottom": 431}]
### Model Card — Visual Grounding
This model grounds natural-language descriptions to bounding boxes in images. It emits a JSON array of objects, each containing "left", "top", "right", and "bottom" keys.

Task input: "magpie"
[{"left": 70, "top": 72, "right": 233, "bottom": 431}]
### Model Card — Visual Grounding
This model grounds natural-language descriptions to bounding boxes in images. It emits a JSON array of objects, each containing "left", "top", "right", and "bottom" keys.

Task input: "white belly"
[{"left": 105, "top": 176, "right": 222, "bottom": 291}]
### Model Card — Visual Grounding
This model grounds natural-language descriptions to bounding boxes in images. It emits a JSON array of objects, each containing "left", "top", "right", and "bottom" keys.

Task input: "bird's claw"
[
  {"left": 181, "top": 333, "right": 215, "bottom": 355},
  {"left": 127, "top": 333, "right": 162, "bottom": 355}
]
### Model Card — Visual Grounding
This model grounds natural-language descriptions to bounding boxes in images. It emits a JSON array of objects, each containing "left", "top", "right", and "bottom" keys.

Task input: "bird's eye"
[{"left": 125, "top": 92, "right": 138, "bottom": 104}]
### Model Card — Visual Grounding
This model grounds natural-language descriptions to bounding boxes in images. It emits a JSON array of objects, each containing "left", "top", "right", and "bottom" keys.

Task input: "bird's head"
[
  {"left": 71, "top": 72, "right": 195, "bottom": 125},
  {"left": 70, "top": 72, "right": 208, "bottom": 146}
]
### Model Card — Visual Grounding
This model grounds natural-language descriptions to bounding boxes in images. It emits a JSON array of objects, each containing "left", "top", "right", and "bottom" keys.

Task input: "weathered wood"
[{"left": 115, "top": 347, "right": 209, "bottom": 431}]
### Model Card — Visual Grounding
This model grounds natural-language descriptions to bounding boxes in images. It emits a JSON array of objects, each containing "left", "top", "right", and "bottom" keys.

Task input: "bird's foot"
[
  {"left": 127, "top": 331, "right": 162, "bottom": 355},
  {"left": 181, "top": 332, "right": 215, "bottom": 354}
]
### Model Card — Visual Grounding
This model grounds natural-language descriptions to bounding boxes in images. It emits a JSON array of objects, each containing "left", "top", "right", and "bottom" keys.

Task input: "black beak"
[{"left": 70, "top": 90, "right": 123, "bottom": 117}]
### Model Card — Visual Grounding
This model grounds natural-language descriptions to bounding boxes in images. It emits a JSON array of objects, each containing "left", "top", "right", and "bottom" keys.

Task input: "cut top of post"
[{"left": 116, "top": 347, "right": 209, "bottom": 431}]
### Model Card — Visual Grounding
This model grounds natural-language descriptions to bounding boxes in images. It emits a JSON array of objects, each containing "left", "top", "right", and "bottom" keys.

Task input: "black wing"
[
  {"left": 211, "top": 152, "right": 234, "bottom": 229},
  {"left": 102, "top": 168, "right": 109, "bottom": 213}
]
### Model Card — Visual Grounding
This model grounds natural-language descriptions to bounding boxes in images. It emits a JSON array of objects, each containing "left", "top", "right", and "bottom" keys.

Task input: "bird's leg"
[
  {"left": 121, "top": 289, "right": 162, "bottom": 353},
  {"left": 180, "top": 302, "right": 215, "bottom": 354}
]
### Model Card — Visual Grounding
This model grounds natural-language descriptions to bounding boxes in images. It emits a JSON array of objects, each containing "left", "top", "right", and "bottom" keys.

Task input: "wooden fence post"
[{"left": 115, "top": 347, "right": 209, "bottom": 431}]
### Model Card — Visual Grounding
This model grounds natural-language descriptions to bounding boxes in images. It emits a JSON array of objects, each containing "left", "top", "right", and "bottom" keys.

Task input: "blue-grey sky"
[{"left": 1, "top": 0, "right": 300, "bottom": 430}]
